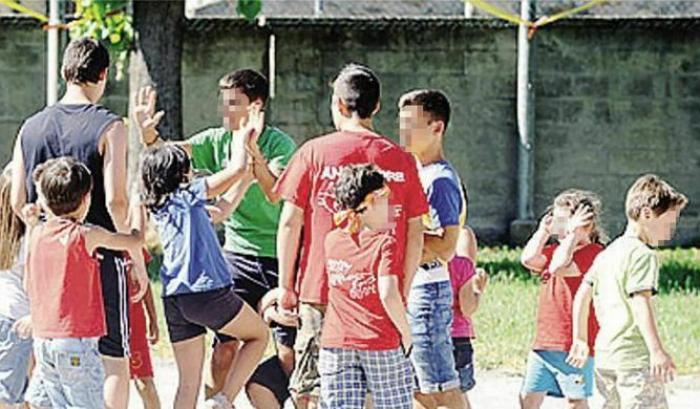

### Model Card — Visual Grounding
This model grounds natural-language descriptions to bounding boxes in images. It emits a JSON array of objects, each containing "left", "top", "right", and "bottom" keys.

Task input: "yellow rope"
[
  {"left": 0, "top": 0, "right": 48, "bottom": 22},
  {"left": 468, "top": 0, "right": 608, "bottom": 28}
]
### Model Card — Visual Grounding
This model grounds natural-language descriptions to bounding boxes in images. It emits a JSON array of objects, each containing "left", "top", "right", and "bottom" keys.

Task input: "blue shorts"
[
  {"left": 26, "top": 337, "right": 105, "bottom": 409},
  {"left": 0, "top": 315, "right": 32, "bottom": 404},
  {"left": 453, "top": 338, "right": 476, "bottom": 392},
  {"left": 521, "top": 350, "right": 594, "bottom": 400},
  {"left": 407, "top": 280, "right": 460, "bottom": 394}
]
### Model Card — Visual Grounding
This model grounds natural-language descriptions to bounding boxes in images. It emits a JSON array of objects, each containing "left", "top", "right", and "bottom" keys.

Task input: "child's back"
[{"left": 27, "top": 218, "right": 105, "bottom": 338}]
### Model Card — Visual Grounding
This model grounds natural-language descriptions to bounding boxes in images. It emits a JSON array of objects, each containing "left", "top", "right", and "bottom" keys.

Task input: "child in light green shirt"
[{"left": 567, "top": 174, "right": 687, "bottom": 409}]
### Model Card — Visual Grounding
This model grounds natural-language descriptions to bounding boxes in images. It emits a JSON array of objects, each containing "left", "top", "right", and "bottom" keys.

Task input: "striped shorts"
[{"left": 319, "top": 347, "right": 413, "bottom": 409}]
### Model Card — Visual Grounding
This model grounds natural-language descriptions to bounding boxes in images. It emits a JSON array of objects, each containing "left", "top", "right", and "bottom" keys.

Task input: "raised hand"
[
  {"left": 567, "top": 205, "right": 594, "bottom": 239},
  {"left": 133, "top": 85, "right": 165, "bottom": 146},
  {"left": 538, "top": 211, "right": 554, "bottom": 236}
]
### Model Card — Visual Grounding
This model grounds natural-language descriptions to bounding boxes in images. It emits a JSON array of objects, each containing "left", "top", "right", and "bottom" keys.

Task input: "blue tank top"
[{"left": 20, "top": 103, "right": 122, "bottom": 231}]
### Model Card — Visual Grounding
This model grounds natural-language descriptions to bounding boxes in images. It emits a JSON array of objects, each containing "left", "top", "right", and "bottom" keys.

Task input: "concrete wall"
[{"left": 1, "top": 19, "right": 698, "bottom": 245}]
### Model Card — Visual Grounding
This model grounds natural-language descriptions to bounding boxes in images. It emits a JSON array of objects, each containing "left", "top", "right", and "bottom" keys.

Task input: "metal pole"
[
  {"left": 516, "top": 0, "right": 535, "bottom": 221},
  {"left": 47, "top": 0, "right": 59, "bottom": 105},
  {"left": 314, "top": 0, "right": 323, "bottom": 17}
]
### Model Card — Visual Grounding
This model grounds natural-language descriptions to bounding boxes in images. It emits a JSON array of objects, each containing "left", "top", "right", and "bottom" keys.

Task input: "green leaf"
[{"left": 236, "top": 0, "right": 262, "bottom": 21}]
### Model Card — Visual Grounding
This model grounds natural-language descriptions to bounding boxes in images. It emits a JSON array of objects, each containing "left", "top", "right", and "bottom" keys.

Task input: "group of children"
[{"left": 0, "top": 37, "right": 690, "bottom": 409}]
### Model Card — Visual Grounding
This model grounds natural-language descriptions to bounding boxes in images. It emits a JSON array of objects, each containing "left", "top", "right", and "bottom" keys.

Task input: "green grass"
[{"left": 472, "top": 278, "right": 700, "bottom": 375}]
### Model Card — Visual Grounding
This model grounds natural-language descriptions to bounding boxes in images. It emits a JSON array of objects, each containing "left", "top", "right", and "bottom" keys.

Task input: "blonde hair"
[
  {"left": 553, "top": 189, "right": 607, "bottom": 244},
  {"left": 626, "top": 174, "right": 688, "bottom": 221},
  {"left": 0, "top": 165, "right": 25, "bottom": 270}
]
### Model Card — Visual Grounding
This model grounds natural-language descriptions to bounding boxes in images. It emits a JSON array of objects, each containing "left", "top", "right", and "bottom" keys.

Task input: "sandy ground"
[{"left": 128, "top": 358, "right": 699, "bottom": 409}]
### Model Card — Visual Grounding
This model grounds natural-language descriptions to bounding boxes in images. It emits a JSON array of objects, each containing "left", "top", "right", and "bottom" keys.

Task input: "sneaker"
[{"left": 202, "top": 393, "right": 233, "bottom": 409}]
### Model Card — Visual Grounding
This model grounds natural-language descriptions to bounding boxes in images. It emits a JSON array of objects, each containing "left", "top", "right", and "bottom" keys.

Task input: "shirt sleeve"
[
  {"left": 403, "top": 155, "right": 429, "bottom": 220},
  {"left": 625, "top": 249, "right": 659, "bottom": 296},
  {"left": 266, "top": 131, "right": 297, "bottom": 175},
  {"left": 272, "top": 144, "right": 312, "bottom": 210},
  {"left": 378, "top": 237, "right": 401, "bottom": 278},
  {"left": 427, "top": 177, "right": 463, "bottom": 229},
  {"left": 188, "top": 129, "right": 218, "bottom": 171}
]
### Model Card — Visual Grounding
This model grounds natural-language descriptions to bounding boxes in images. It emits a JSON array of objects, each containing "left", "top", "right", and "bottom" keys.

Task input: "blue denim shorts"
[
  {"left": 0, "top": 315, "right": 32, "bottom": 404},
  {"left": 407, "top": 280, "right": 460, "bottom": 394},
  {"left": 26, "top": 337, "right": 105, "bottom": 409},
  {"left": 521, "top": 350, "right": 594, "bottom": 399},
  {"left": 453, "top": 337, "right": 476, "bottom": 392}
]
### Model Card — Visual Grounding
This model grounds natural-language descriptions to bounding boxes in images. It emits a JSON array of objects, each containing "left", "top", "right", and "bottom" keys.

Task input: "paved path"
[{"left": 128, "top": 359, "right": 699, "bottom": 408}]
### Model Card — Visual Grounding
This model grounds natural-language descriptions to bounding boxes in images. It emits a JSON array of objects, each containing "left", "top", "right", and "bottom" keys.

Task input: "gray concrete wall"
[{"left": 1, "top": 20, "right": 698, "bottom": 245}]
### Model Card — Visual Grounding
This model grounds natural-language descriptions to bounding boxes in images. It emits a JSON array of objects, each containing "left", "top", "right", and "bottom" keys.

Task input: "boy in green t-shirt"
[
  {"left": 568, "top": 174, "right": 688, "bottom": 409},
  {"left": 134, "top": 69, "right": 297, "bottom": 407}
]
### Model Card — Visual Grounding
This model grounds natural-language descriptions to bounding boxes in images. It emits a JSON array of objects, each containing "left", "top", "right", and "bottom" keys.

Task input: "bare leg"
[
  {"left": 432, "top": 389, "right": 468, "bottom": 409},
  {"left": 216, "top": 303, "right": 269, "bottom": 403},
  {"left": 520, "top": 392, "right": 545, "bottom": 409},
  {"left": 172, "top": 336, "right": 206, "bottom": 409},
  {"left": 567, "top": 399, "right": 589, "bottom": 409},
  {"left": 134, "top": 377, "right": 162, "bottom": 409},
  {"left": 103, "top": 356, "right": 130, "bottom": 409},
  {"left": 246, "top": 383, "right": 281, "bottom": 409},
  {"left": 277, "top": 343, "right": 294, "bottom": 376},
  {"left": 204, "top": 340, "right": 239, "bottom": 399}
]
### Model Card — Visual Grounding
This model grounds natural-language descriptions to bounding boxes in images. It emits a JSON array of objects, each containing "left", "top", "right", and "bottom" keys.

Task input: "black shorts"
[
  {"left": 248, "top": 355, "right": 290, "bottom": 405},
  {"left": 217, "top": 252, "right": 296, "bottom": 347},
  {"left": 98, "top": 250, "right": 131, "bottom": 358},
  {"left": 164, "top": 286, "right": 244, "bottom": 343}
]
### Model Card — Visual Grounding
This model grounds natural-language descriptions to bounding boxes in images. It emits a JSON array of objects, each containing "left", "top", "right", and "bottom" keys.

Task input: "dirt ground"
[{"left": 127, "top": 359, "right": 700, "bottom": 409}]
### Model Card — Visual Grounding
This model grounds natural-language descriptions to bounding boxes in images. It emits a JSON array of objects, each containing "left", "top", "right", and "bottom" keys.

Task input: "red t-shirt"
[
  {"left": 27, "top": 218, "right": 106, "bottom": 339},
  {"left": 321, "top": 229, "right": 402, "bottom": 350},
  {"left": 533, "top": 242, "right": 603, "bottom": 354},
  {"left": 273, "top": 130, "right": 429, "bottom": 304}
]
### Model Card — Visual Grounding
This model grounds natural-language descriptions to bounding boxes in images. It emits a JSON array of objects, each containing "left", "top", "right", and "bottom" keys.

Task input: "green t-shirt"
[
  {"left": 584, "top": 236, "right": 660, "bottom": 370},
  {"left": 188, "top": 125, "right": 296, "bottom": 258}
]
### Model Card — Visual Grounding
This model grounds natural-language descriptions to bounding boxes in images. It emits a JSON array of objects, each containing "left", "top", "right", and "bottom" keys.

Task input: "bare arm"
[
  {"left": 631, "top": 291, "right": 676, "bottom": 381},
  {"left": 102, "top": 121, "right": 130, "bottom": 233},
  {"left": 276, "top": 202, "right": 304, "bottom": 310},
  {"left": 567, "top": 281, "right": 593, "bottom": 368},
  {"left": 423, "top": 224, "right": 460, "bottom": 263},
  {"left": 548, "top": 233, "right": 581, "bottom": 277},
  {"left": 459, "top": 278, "right": 480, "bottom": 317},
  {"left": 379, "top": 275, "right": 412, "bottom": 350},
  {"left": 10, "top": 131, "right": 27, "bottom": 218},
  {"left": 402, "top": 216, "right": 424, "bottom": 296},
  {"left": 207, "top": 173, "right": 255, "bottom": 224},
  {"left": 250, "top": 154, "right": 282, "bottom": 203},
  {"left": 521, "top": 229, "right": 550, "bottom": 273}
]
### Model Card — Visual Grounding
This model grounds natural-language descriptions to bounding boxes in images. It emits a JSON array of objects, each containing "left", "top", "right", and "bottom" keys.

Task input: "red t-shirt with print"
[
  {"left": 273, "top": 130, "right": 429, "bottom": 305},
  {"left": 321, "top": 229, "right": 402, "bottom": 350},
  {"left": 533, "top": 242, "right": 603, "bottom": 354}
]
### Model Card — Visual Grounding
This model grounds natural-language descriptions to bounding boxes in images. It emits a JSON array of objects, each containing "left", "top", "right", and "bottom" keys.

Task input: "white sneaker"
[{"left": 202, "top": 393, "right": 233, "bottom": 409}]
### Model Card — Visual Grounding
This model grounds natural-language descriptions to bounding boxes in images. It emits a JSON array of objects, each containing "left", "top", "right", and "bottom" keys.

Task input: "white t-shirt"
[{"left": 0, "top": 239, "right": 29, "bottom": 321}]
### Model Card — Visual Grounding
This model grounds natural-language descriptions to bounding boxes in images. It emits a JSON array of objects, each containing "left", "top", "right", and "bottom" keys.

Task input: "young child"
[
  {"left": 0, "top": 165, "right": 31, "bottom": 409},
  {"left": 140, "top": 136, "right": 269, "bottom": 409},
  {"left": 129, "top": 266, "right": 161, "bottom": 409},
  {"left": 520, "top": 189, "right": 606, "bottom": 409},
  {"left": 318, "top": 164, "right": 413, "bottom": 409},
  {"left": 22, "top": 157, "right": 149, "bottom": 409},
  {"left": 449, "top": 230, "right": 488, "bottom": 406},
  {"left": 568, "top": 175, "right": 688, "bottom": 409}
]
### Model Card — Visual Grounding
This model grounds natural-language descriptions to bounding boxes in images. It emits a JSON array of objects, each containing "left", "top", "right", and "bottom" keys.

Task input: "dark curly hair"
[
  {"left": 32, "top": 157, "right": 93, "bottom": 217},
  {"left": 334, "top": 164, "right": 385, "bottom": 212},
  {"left": 140, "top": 145, "right": 191, "bottom": 211}
]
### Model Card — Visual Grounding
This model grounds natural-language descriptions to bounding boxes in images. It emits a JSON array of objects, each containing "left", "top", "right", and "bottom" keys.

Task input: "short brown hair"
[
  {"left": 61, "top": 38, "right": 110, "bottom": 84},
  {"left": 33, "top": 157, "right": 93, "bottom": 217},
  {"left": 625, "top": 174, "right": 688, "bottom": 221},
  {"left": 218, "top": 69, "right": 269, "bottom": 105}
]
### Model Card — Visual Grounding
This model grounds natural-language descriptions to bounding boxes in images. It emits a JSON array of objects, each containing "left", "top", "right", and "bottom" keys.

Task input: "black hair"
[
  {"left": 61, "top": 37, "right": 110, "bottom": 84},
  {"left": 332, "top": 63, "right": 381, "bottom": 119},
  {"left": 334, "top": 164, "right": 386, "bottom": 212},
  {"left": 140, "top": 145, "right": 191, "bottom": 211},
  {"left": 33, "top": 157, "right": 93, "bottom": 216},
  {"left": 219, "top": 69, "right": 269, "bottom": 106},
  {"left": 398, "top": 89, "right": 451, "bottom": 133}
]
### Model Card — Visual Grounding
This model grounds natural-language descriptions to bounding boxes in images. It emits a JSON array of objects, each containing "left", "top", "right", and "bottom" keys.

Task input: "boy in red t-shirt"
[
  {"left": 23, "top": 157, "right": 148, "bottom": 408},
  {"left": 519, "top": 189, "right": 605, "bottom": 409},
  {"left": 273, "top": 64, "right": 428, "bottom": 408},
  {"left": 319, "top": 164, "right": 413, "bottom": 409}
]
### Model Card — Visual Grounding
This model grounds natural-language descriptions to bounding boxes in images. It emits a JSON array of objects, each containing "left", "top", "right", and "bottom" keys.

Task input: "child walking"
[
  {"left": 568, "top": 175, "right": 687, "bottom": 409},
  {"left": 140, "top": 113, "right": 268, "bottom": 409},
  {"left": 0, "top": 165, "right": 32, "bottom": 409},
  {"left": 23, "top": 157, "right": 149, "bottom": 409},
  {"left": 318, "top": 164, "right": 413, "bottom": 409},
  {"left": 520, "top": 190, "right": 606, "bottom": 409}
]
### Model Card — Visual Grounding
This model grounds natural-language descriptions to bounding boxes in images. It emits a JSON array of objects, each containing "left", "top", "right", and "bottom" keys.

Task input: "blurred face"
[
  {"left": 399, "top": 105, "right": 440, "bottom": 155},
  {"left": 551, "top": 206, "right": 571, "bottom": 238},
  {"left": 360, "top": 187, "right": 394, "bottom": 231},
  {"left": 220, "top": 87, "right": 261, "bottom": 131},
  {"left": 639, "top": 207, "right": 680, "bottom": 246}
]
